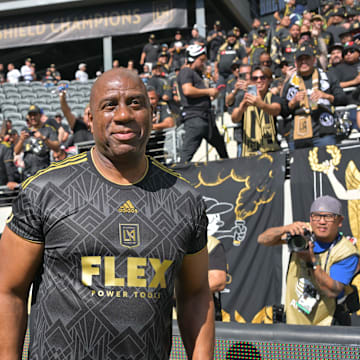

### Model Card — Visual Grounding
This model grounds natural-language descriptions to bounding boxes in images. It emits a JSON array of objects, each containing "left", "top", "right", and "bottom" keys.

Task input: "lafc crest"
[
  {"left": 152, "top": 0, "right": 174, "bottom": 25},
  {"left": 119, "top": 224, "right": 140, "bottom": 248}
]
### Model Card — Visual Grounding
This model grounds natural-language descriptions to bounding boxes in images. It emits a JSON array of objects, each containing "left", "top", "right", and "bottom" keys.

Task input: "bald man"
[{"left": 0, "top": 69, "right": 214, "bottom": 359}]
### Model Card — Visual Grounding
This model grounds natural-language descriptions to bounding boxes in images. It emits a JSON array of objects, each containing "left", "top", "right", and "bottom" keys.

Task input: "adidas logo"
[{"left": 118, "top": 200, "right": 138, "bottom": 214}]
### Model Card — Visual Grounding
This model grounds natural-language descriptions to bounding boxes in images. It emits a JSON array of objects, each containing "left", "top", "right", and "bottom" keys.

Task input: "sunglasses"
[
  {"left": 344, "top": 49, "right": 357, "bottom": 55},
  {"left": 260, "top": 60, "right": 272, "bottom": 65},
  {"left": 252, "top": 75, "right": 266, "bottom": 81}
]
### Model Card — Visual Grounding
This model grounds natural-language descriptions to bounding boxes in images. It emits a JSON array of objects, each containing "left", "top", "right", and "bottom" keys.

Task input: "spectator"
[
  {"left": 271, "top": 23, "right": 300, "bottom": 71},
  {"left": 328, "top": 43, "right": 344, "bottom": 69},
  {"left": 45, "top": 112, "right": 70, "bottom": 146},
  {"left": 281, "top": 44, "right": 347, "bottom": 150},
  {"left": 112, "top": 59, "right": 120, "bottom": 68},
  {"left": 177, "top": 45, "right": 228, "bottom": 162},
  {"left": 127, "top": 59, "right": 138, "bottom": 74},
  {"left": 147, "top": 87, "right": 175, "bottom": 131},
  {"left": 42, "top": 68, "right": 57, "bottom": 88},
  {"left": 231, "top": 66, "right": 282, "bottom": 157},
  {"left": 49, "top": 63, "right": 61, "bottom": 82},
  {"left": 31, "top": 63, "right": 37, "bottom": 81},
  {"left": 215, "top": 30, "right": 247, "bottom": 85},
  {"left": 0, "top": 134, "right": 20, "bottom": 190},
  {"left": 188, "top": 25, "right": 206, "bottom": 46},
  {"left": 157, "top": 52, "right": 171, "bottom": 75},
  {"left": 139, "top": 33, "right": 160, "bottom": 71},
  {"left": 6, "top": 63, "right": 21, "bottom": 84},
  {"left": 14, "top": 105, "right": 60, "bottom": 179},
  {"left": 168, "top": 30, "right": 187, "bottom": 71},
  {"left": 246, "top": 18, "right": 261, "bottom": 49},
  {"left": 139, "top": 63, "right": 151, "bottom": 85},
  {"left": 329, "top": 42, "right": 360, "bottom": 130},
  {"left": 0, "top": 63, "right": 5, "bottom": 83},
  {"left": 207, "top": 20, "right": 226, "bottom": 64},
  {"left": 52, "top": 148, "right": 67, "bottom": 162},
  {"left": 248, "top": 26, "right": 269, "bottom": 65},
  {"left": 327, "top": 8, "right": 348, "bottom": 44},
  {"left": 75, "top": 63, "right": 88, "bottom": 82},
  {"left": 147, "top": 63, "right": 171, "bottom": 101},
  {"left": 225, "top": 63, "right": 251, "bottom": 157},
  {"left": 20, "top": 57, "right": 33, "bottom": 83},
  {"left": 59, "top": 91, "right": 93, "bottom": 145}
]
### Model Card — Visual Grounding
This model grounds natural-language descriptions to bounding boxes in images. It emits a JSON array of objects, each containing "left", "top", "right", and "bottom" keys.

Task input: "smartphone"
[{"left": 247, "top": 85, "right": 257, "bottom": 96}]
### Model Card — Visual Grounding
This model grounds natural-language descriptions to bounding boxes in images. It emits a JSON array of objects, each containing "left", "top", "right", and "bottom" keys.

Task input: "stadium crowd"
[{"left": 1, "top": 0, "right": 360, "bottom": 189}]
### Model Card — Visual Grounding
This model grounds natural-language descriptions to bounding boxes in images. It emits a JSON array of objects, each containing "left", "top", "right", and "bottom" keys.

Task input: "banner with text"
[
  {"left": 0, "top": 0, "right": 187, "bottom": 49},
  {"left": 174, "top": 153, "right": 286, "bottom": 323}
]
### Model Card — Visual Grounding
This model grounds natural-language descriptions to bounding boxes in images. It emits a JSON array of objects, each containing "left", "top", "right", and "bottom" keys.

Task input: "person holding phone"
[{"left": 231, "top": 66, "right": 283, "bottom": 157}]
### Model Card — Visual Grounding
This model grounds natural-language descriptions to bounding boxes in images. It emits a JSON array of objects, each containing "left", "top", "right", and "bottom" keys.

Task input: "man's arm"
[
  {"left": 258, "top": 222, "right": 310, "bottom": 246},
  {"left": 152, "top": 116, "right": 175, "bottom": 130},
  {"left": 175, "top": 247, "right": 214, "bottom": 360},
  {"left": 59, "top": 92, "right": 77, "bottom": 130},
  {"left": 0, "top": 226, "right": 44, "bottom": 360},
  {"left": 182, "top": 83, "right": 218, "bottom": 99}
]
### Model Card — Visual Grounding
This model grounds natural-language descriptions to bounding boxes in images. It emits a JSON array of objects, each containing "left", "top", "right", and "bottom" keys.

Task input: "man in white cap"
[
  {"left": 258, "top": 195, "right": 360, "bottom": 325},
  {"left": 75, "top": 63, "right": 88, "bottom": 82},
  {"left": 176, "top": 44, "right": 228, "bottom": 162}
]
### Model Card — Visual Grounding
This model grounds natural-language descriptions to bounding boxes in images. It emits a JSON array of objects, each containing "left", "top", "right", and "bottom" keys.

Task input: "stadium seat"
[
  {"left": 39, "top": 104, "right": 52, "bottom": 114},
  {"left": 2, "top": 104, "right": 18, "bottom": 113},
  {"left": 5, "top": 91, "right": 20, "bottom": 99},
  {"left": 30, "top": 81, "right": 43, "bottom": 86},
  {"left": 20, "top": 109, "right": 29, "bottom": 120},
  {"left": 1, "top": 99, "right": 16, "bottom": 106},
  {"left": 18, "top": 103, "right": 31, "bottom": 112},
  {"left": 2, "top": 83, "right": 17, "bottom": 90},
  {"left": 4, "top": 112, "right": 23, "bottom": 123}
]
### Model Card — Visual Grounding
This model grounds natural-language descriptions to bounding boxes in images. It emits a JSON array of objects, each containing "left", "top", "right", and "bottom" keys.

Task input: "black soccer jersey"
[{"left": 7, "top": 149, "right": 207, "bottom": 360}]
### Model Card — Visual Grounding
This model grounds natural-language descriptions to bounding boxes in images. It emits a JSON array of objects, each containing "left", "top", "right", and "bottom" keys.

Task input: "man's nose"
[{"left": 113, "top": 103, "right": 134, "bottom": 122}]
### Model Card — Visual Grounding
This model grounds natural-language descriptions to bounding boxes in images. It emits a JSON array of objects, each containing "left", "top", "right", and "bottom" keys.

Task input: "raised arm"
[
  {"left": 0, "top": 226, "right": 44, "bottom": 360},
  {"left": 175, "top": 247, "right": 214, "bottom": 360},
  {"left": 59, "top": 91, "right": 77, "bottom": 130}
]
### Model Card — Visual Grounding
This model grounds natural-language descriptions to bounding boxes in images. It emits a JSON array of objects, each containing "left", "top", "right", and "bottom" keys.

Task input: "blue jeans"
[{"left": 288, "top": 135, "right": 337, "bottom": 150}]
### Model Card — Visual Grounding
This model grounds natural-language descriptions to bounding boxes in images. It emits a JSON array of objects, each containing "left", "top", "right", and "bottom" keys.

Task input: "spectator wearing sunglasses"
[
  {"left": 231, "top": 66, "right": 282, "bottom": 157},
  {"left": 281, "top": 45, "right": 347, "bottom": 150},
  {"left": 329, "top": 42, "right": 360, "bottom": 130}
]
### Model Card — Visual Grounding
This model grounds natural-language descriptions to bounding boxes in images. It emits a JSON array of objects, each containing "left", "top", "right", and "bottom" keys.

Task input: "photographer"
[
  {"left": 14, "top": 105, "right": 59, "bottom": 179},
  {"left": 258, "top": 196, "right": 360, "bottom": 326}
]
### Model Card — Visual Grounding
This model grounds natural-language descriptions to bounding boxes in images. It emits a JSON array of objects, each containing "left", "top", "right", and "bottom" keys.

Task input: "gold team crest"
[{"left": 119, "top": 224, "right": 140, "bottom": 248}]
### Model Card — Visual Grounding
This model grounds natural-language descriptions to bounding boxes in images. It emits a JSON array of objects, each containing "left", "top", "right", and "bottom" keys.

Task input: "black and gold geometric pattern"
[{"left": 9, "top": 152, "right": 207, "bottom": 359}]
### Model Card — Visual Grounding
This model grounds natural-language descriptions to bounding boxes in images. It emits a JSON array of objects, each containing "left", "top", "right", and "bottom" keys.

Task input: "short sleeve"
[
  {"left": 330, "top": 255, "right": 359, "bottom": 285},
  {"left": 7, "top": 186, "right": 44, "bottom": 243},
  {"left": 178, "top": 67, "right": 194, "bottom": 86},
  {"left": 186, "top": 197, "right": 208, "bottom": 255}
]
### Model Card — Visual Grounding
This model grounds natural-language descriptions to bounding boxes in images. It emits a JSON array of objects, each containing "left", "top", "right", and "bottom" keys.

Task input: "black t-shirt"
[
  {"left": 209, "top": 242, "right": 227, "bottom": 271},
  {"left": 208, "top": 30, "right": 226, "bottom": 62},
  {"left": 8, "top": 152, "right": 207, "bottom": 359},
  {"left": 22, "top": 124, "right": 58, "bottom": 178},
  {"left": 329, "top": 62, "right": 358, "bottom": 83},
  {"left": 177, "top": 67, "right": 211, "bottom": 119},
  {"left": 0, "top": 141, "right": 19, "bottom": 185},
  {"left": 72, "top": 119, "right": 93, "bottom": 144},
  {"left": 217, "top": 43, "right": 247, "bottom": 76},
  {"left": 142, "top": 43, "right": 160, "bottom": 64}
]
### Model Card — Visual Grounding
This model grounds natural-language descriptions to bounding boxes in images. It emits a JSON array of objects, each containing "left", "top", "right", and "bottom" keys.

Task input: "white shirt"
[
  {"left": 21, "top": 65, "right": 33, "bottom": 82},
  {"left": 7, "top": 69, "right": 21, "bottom": 83},
  {"left": 75, "top": 70, "right": 88, "bottom": 82}
]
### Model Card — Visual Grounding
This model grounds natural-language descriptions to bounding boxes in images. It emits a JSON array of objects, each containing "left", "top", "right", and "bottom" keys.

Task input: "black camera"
[{"left": 286, "top": 229, "right": 313, "bottom": 252}]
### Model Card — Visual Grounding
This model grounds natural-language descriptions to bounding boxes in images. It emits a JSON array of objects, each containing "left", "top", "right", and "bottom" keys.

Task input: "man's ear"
[{"left": 88, "top": 111, "right": 94, "bottom": 134}]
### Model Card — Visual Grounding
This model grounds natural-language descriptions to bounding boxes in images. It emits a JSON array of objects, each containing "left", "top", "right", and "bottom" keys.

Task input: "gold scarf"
[
  {"left": 242, "top": 92, "right": 280, "bottom": 157},
  {"left": 293, "top": 69, "right": 319, "bottom": 140}
]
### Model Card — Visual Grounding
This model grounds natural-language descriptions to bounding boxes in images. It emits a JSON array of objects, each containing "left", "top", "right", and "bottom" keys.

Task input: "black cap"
[
  {"left": 343, "top": 41, "right": 360, "bottom": 53},
  {"left": 227, "top": 30, "right": 236, "bottom": 37},
  {"left": 50, "top": 63, "right": 56, "bottom": 68},
  {"left": 257, "top": 26, "right": 267, "bottom": 34},
  {"left": 215, "top": 20, "right": 221, "bottom": 26},
  {"left": 331, "top": 7, "right": 345, "bottom": 17},
  {"left": 25, "top": 57, "right": 32, "bottom": 62},
  {"left": 296, "top": 45, "right": 315, "bottom": 59},
  {"left": 328, "top": 42, "right": 344, "bottom": 53},
  {"left": 280, "top": 57, "right": 289, "bottom": 67},
  {"left": 149, "top": 34, "right": 155, "bottom": 39},
  {"left": 175, "top": 30, "right": 181, "bottom": 35},
  {"left": 28, "top": 105, "right": 41, "bottom": 114}
]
